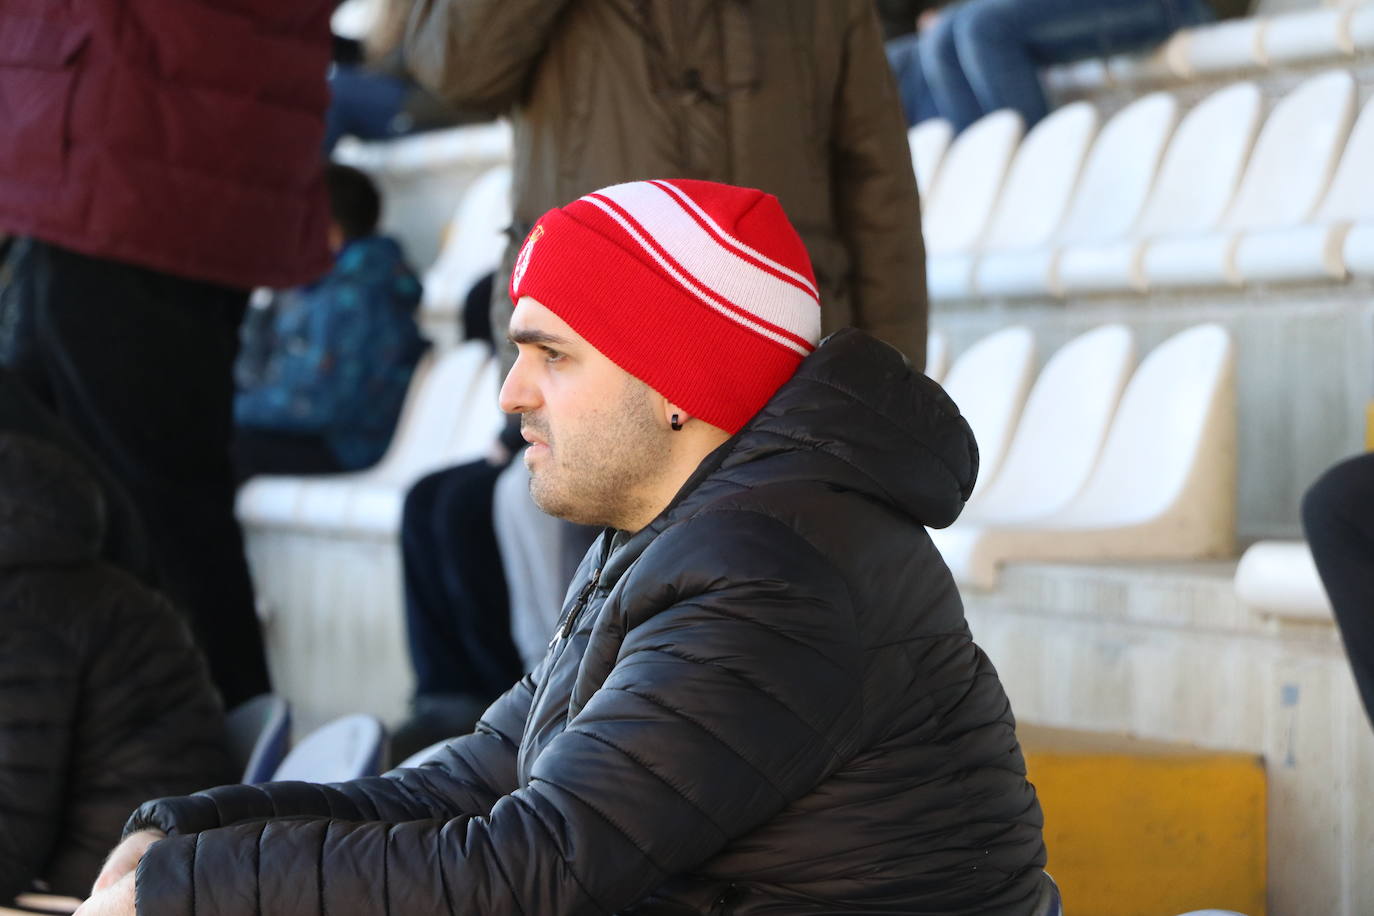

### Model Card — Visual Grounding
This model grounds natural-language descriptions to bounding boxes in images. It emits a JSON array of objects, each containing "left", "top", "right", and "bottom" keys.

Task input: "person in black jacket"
[
  {"left": 83, "top": 180, "right": 1052, "bottom": 916},
  {"left": 0, "top": 432, "right": 234, "bottom": 905}
]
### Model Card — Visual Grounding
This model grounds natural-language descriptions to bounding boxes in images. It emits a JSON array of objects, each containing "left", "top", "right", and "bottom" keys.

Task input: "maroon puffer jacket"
[{"left": 0, "top": 0, "right": 332, "bottom": 289}]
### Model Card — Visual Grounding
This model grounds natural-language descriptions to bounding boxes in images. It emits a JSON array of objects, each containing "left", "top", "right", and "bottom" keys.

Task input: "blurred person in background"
[
  {"left": 1303, "top": 453, "right": 1374, "bottom": 730},
  {"left": 390, "top": 274, "right": 539, "bottom": 759},
  {"left": 917, "top": 0, "right": 1245, "bottom": 131},
  {"left": 0, "top": 431, "right": 233, "bottom": 907},
  {"left": 0, "top": 0, "right": 335, "bottom": 707},
  {"left": 404, "top": 0, "right": 928, "bottom": 368},
  {"left": 879, "top": 0, "right": 945, "bottom": 126},
  {"left": 232, "top": 164, "right": 427, "bottom": 483},
  {"left": 325, "top": 0, "right": 474, "bottom": 152},
  {"left": 0, "top": 368, "right": 152, "bottom": 584}
]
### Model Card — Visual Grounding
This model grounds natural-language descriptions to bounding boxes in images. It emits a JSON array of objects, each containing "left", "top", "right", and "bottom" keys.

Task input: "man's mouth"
[{"left": 521, "top": 422, "right": 550, "bottom": 450}]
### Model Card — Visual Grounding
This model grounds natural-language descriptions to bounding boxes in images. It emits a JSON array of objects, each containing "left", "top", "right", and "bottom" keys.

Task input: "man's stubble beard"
[{"left": 525, "top": 378, "right": 673, "bottom": 531}]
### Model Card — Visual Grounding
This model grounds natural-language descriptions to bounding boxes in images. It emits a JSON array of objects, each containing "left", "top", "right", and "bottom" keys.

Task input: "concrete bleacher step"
[
  {"left": 963, "top": 558, "right": 1374, "bottom": 916},
  {"left": 1021, "top": 723, "right": 1267, "bottom": 916}
]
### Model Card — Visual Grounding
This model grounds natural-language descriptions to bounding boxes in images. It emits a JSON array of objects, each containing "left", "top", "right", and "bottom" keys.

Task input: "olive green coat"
[{"left": 406, "top": 0, "right": 928, "bottom": 368}]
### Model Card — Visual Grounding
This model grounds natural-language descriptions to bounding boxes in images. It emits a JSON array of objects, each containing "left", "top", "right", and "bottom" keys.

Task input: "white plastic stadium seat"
[
  {"left": 921, "top": 110, "right": 1023, "bottom": 258},
  {"left": 1058, "top": 82, "right": 1262, "bottom": 294},
  {"left": 936, "top": 325, "right": 1235, "bottom": 589},
  {"left": 421, "top": 165, "right": 513, "bottom": 326},
  {"left": 346, "top": 349, "right": 502, "bottom": 534},
  {"left": 927, "top": 102, "right": 1097, "bottom": 300},
  {"left": 976, "top": 93, "right": 1178, "bottom": 298},
  {"left": 226, "top": 693, "right": 292, "bottom": 784},
  {"left": 236, "top": 350, "right": 437, "bottom": 528},
  {"left": 1145, "top": 70, "right": 1356, "bottom": 288},
  {"left": 939, "top": 327, "right": 1036, "bottom": 499},
  {"left": 1350, "top": 3, "right": 1374, "bottom": 55},
  {"left": 932, "top": 325, "right": 1135, "bottom": 574},
  {"left": 342, "top": 340, "right": 503, "bottom": 535},
  {"left": 236, "top": 473, "right": 308, "bottom": 527},
  {"left": 252, "top": 340, "right": 502, "bottom": 535},
  {"left": 925, "top": 330, "right": 949, "bottom": 383},
  {"left": 1237, "top": 90, "right": 1374, "bottom": 283},
  {"left": 1175, "top": 17, "right": 1269, "bottom": 76},
  {"left": 1107, "top": 34, "right": 1188, "bottom": 85},
  {"left": 1262, "top": 6, "right": 1354, "bottom": 64},
  {"left": 1044, "top": 57, "right": 1113, "bottom": 97},
  {"left": 908, "top": 119, "right": 953, "bottom": 201},
  {"left": 955, "top": 324, "right": 1134, "bottom": 525},
  {"left": 240, "top": 344, "right": 502, "bottom": 733},
  {"left": 273, "top": 714, "right": 385, "bottom": 783},
  {"left": 1234, "top": 540, "right": 1333, "bottom": 620}
]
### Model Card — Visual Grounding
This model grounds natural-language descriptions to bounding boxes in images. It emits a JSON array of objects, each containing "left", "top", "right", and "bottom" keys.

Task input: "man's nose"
[{"left": 498, "top": 355, "right": 536, "bottom": 415}]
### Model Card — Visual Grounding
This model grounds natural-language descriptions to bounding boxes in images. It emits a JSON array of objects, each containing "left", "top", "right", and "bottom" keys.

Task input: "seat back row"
[
  {"left": 914, "top": 67, "right": 1374, "bottom": 298},
  {"left": 927, "top": 322, "right": 1235, "bottom": 588},
  {"left": 237, "top": 340, "right": 505, "bottom": 535}
]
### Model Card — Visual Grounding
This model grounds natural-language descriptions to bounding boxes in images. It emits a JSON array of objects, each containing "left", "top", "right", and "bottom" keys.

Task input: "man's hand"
[
  {"left": 90, "top": 830, "right": 164, "bottom": 894},
  {"left": 74, "top": 871, "right": 136, "bottom": 916}
]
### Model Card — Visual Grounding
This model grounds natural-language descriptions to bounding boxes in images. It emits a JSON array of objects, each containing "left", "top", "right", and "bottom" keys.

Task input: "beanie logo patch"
[{"left": 513, "top": 224, "right": 545, "bottom": 292}]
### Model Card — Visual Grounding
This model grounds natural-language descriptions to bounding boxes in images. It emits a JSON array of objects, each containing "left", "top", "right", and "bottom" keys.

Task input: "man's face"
[{"left": 499, "top": 297, "right": 673, "bottom": 529}]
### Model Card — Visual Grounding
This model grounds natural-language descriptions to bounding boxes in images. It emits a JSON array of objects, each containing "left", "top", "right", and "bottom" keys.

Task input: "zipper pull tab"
[{"left": 555, "top": 567, "right": 601, "bottom": 643}]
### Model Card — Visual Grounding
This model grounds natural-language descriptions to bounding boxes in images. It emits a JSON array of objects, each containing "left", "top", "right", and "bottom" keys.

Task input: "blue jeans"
[
  {"left": 886, "top": 33, "right": 939, "bottom": 127},
  {"left": 920, "top": 0, "right": 1214, "bottom": 131},
  {"left": 324, "top": 65, "right": 415, "bottom": 153}
]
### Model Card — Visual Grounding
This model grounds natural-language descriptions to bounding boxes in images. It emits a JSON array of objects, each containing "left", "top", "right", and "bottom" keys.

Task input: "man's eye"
[{"left": 541, "top": 347, "right": 565, "bottom": 363}]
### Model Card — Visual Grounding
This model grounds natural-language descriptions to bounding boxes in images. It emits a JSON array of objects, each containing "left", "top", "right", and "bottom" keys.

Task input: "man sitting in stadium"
[
  {"left": 80, "top": 180, "right": 1053, "bottom": 916},
  {"left": 232, "top": 164, "right": 427, "bottom": 482}
]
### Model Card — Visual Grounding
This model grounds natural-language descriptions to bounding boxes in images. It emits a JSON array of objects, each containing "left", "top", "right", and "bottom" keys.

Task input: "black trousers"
[
  {"left": 0, "top": 239, "right": 270, "bottom": 708},
  {"left": 1302, "top": 451, "right": 1374, "bottom": 729},
  {"left": 400, "top": 459, "right": 524, "bottom": 701}
]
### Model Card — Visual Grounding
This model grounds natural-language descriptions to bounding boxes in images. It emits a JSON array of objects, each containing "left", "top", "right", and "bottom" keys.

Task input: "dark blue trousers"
[{"left": 401, "top": 459, "right": 525, "bottom": 702}]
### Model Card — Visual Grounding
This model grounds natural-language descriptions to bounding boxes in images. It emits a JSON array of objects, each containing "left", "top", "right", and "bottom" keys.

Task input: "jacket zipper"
[
  {"left": 549, "top": 566, "right": 601, "bottom": 648},
  {"left": 710, "top": 883, "right": 743, "bottom": 915}
]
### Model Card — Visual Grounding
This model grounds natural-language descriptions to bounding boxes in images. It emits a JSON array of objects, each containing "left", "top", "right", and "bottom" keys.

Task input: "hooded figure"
[{"left": 0, "top": 433, "right": 234, "bottom": 903}]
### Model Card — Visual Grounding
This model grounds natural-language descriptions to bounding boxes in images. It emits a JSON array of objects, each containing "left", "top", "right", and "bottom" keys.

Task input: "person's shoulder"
[
  {"left": 0, "top": 563, "right": 153, "bottom": 659},
  {"left": 635, "top": 484, "right": 854, "bottom": 604}
]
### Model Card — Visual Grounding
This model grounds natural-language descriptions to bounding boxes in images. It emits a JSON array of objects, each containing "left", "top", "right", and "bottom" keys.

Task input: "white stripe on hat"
[
  {"left": 587, "top": 182, "right": 822, "bottom": 346},
  {"left": 581, "top": 195, "right": 814, "bottom": 357},
  {"left": 650, "top": 179, "right": 819, "bottom": 298}
]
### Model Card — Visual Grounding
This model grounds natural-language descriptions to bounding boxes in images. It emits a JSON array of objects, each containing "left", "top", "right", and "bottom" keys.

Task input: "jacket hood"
[
  {"left": 0, "top": 432, "right": 104, "bottom": 568},
  {"left": 721, "top": 328, "right": 978, "bottom": 529}
]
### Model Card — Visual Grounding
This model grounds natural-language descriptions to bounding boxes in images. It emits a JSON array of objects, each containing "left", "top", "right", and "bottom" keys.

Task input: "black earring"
[{"left": 670, "top": 414, "right": 683, "bottom": 431}]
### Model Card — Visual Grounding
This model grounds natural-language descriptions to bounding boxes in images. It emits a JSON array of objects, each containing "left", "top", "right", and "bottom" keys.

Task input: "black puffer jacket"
[
  {"left": 129, "top": 330, "right": 1047, "bottom": 915},
  {"left": 0, "top": 434, "right": 234, "bottom": 902}
]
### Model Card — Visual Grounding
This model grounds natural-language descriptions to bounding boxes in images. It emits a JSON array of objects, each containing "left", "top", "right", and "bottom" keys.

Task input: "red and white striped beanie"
[{"left": 509, "top": 179, "right": 821, "bottom": 434}]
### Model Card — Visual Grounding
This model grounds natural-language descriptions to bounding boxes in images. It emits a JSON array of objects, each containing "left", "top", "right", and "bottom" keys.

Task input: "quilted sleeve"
[
  {"left": 403, "top": 0, "right": 579, "bottom": 114},
  {"left": 0, "top": 625, "right": 77, "bottom": 902},
  {"left": 126, "top": 672, "right": 535, "bottom": 839},
  {"left": 132, "top": 511, "right": 864, "bottom": 916}
]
